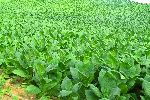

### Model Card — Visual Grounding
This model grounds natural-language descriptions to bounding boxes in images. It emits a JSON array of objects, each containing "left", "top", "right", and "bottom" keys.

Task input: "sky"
[{"left": 130, "top": 0, "right": 150, "bottom": 3}]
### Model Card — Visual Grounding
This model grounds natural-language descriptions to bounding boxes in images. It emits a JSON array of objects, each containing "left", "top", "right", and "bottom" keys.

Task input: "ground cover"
[{"left": 0, "top": 0, "right": 150, "bottom": 99}]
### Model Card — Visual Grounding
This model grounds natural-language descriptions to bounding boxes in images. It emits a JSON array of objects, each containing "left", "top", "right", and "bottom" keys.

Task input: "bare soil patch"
[{"left": 1, "top": 79, "right": 35, "bottom": 100}]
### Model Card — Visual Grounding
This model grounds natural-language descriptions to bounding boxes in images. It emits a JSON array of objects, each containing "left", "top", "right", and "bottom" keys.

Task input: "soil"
[{"left": 1, "top": 79, "right": 35, "bottom": 100}]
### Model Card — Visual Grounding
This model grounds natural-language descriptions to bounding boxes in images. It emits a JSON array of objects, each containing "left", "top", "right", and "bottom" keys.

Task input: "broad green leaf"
[
  {"left": 89, "top": 84, "right": 102, "bottom": 97},
  {"left": 59, "top": 90, "right": 72, "bottom": 97},
  {"left": 0, "top": 59, "right": 3, "bottom": 65},
  {"left": 119, "top": 64, "right": 141, "bottom": 78},
  {"left": 85, "top": 90, "right": 99, "bottom": 100},
  {"left": 143, "top": 75, "right": 150, "bottom": 81},
  {"left": 120, "top": 73, "right": 126, "bottom": 80},
  {"left": 42, "top": 81, "right": 58, "bottom": 92},
  {"left": 0, "top": 76, "right": 5, "bottom": 88},
  {"left": 72, "top": 96, "right": 78, "bottom": 100},
  {"left": 118, "top": 96, "right": 127, "bottom": 100},
  {"left": 140, "top": 96, "right": 145, "bottom": 100},
  {"left": 61, "top": 76, "right": 73, "bottom": 91},
  {"left": 34, "top": 60, "right": 46, "bottom": 76},
  {"left": 39, "top": 96, "right": 50, "bottom": 100},
  {"left": 109, "top": 87, "right": 121, "bottom": 99},
  {"left": 127, "top": 77, "right": 136, "bottom": 89},
  {"left": 12, "top": 69, "right": 27, "bottom": 78},
  {"left": 98, "top": 70, "right": 117, "bottom": 97},
  {"left": 70, "top": 67, "right": 79, "bottom": 80},
  {"left": 142, "top": 75, "right": 150, "bottom": 96},
  {"left": 118, "top": 83, "right": 128, "bottom": 93},
  {"left": 26, "top": 85, "right": 41, "bottom": 94},
  {"left": 72, "top": 83, "right": 81, "bottom": 93}
]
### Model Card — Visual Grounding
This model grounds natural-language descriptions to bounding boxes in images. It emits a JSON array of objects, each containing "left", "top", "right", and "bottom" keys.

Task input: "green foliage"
[
  {"left": 1, "top": 0, "right": 150, "bottom": 99},
  {"left": 142, "top": 75, "right": 150, "bottom": 96},
  {"left": 89, "top": 84, "right": 102, "bottom": 97},
  {"left": 12, "top": 69, "right": 28, "bottom": 78},
  {"left": 0, "top": 75, "right": 5, "bottom": 88},
  {"left": 59, "top": 90, "right": 72, "bottom": 97},
  {"left": 26, "top": 85, "right": 41, "bottom": 95},
  {"left": 61, "top": 77, "right": 73, "bottom": 91}
]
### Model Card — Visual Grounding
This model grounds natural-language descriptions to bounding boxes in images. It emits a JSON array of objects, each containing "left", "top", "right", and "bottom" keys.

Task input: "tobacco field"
[{"left": 1, "top": 0, "right": 150, "bottom": 100}]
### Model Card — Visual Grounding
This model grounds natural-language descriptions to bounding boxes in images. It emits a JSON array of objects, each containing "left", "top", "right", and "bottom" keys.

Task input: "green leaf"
[
  {"left": 39, "top": 96, "right": 50, "bottom": 100},
  {"left": 127, "top": 77, "right": 136, "bottom": 89},
  {"left": 12, "top": 69, "right": 27, "bottom": 78},
  {"left": 42, "top": 81, "right": 58, "bottom": 92},
  {"left": 72, "top": 96, "right": 78, "bottom": 100},
  {"left": 142, "top": 75, "right": 150, "bottom": 96},
  {"left": 118, "top": 83, "right": 128, "bottom": 93},
  {"left": 98, "top": 70, "right": 117, "bottom": 97},
  {"left": 0, "top": 75, "right": 5, "bottom": 88},
  {"left": 120, "top": 73, "right": 126, "bottom": 80},
  {"left": 0, "top": 59, "right": 4, "bottom": 65},
  {"left": 70, "top": 67, "right": 79, "bottom": 80},
  {"left": 119, "top": 64, "right": 141, "bottom": 78},
  {"left": 26, "top": 85, "right": 41, "bottom": 94},
  {"left": 109, "top": 87, "right": 121, "bottom": 99},
  {"left": 99, "top": 98, "right": 109, "bottom": 100},
  {"left": 140, "top": 96, "right": 145, "bottom": 100},
  {"left": 118, "top": 96, "right": 127, "bottom": 100},
  {"left": 59, "top": 90, "right": 72, "bottom": 97},
  {"left": 89, "top": 84, "right": 102, "bottom": 97},
  {"left": 72, "top": 83, "right": 81, "bottom": 93},
  {"left": 85, "top": 90, "right": 99, "bottom": 100},
  {"left": 61, "top": 76, "right": 73, "bottom": 91}
]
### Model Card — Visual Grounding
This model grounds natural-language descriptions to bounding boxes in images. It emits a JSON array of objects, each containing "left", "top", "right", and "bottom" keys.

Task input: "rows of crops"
[{"left": 1, "top": 0, "right": 150, "bottom": 99}]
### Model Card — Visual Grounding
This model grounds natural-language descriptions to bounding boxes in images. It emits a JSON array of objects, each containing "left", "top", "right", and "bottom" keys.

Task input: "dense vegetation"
[{"left": 1, "top": 0, "right": 150, "bottom": 99}]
